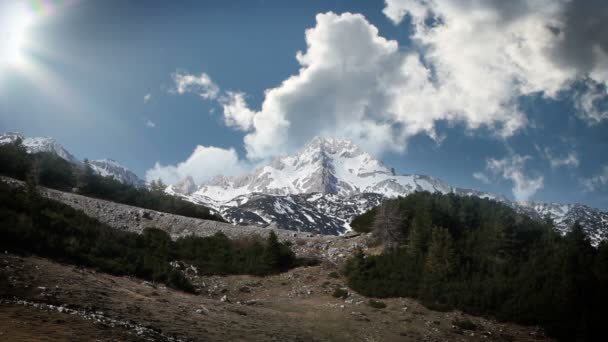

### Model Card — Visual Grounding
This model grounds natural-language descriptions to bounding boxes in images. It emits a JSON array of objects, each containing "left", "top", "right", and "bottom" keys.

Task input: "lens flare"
[{"left": 0, "top": 3, "right": 34, "bottom": 67}]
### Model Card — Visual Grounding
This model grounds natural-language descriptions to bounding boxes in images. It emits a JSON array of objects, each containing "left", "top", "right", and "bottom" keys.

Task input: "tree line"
[
  {"left": 0, "top": 138, "right": 223, "bottom": 221},
  {"left": 345, "top": 192, "right": 608, "bottom": 341},
  {"left": 0, "top": 180, "right": 304, "bottom": 293}
]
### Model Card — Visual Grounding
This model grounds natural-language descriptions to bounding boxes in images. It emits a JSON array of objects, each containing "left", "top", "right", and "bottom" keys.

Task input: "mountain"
[
  {"left": 88, "top": 159, "right": 146, "bottom": 188},
  {"left": 0, "top": 132, "right": 145, "bottom": 188},
  {"left": 174, "top": 137, "right": 454, "bottom": 234},
  {"left": 193, "top": 137, "right": 452, "bottom": 201},
  {"left": 168, "top": 176, "right": 197, "bottom": 195},
  {"left": 0, "top": 132, "right": 81, "bottom": 165},
  {"left": 523, "top": 202, "right": 608, "bottom": 244},
  {"left": 174, "top": 136, "right": 608, "bottom": 243}
]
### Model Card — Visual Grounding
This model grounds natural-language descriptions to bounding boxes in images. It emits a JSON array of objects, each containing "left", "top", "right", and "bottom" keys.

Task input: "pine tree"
[
  {"left": 263, "top": 231, "right": 282, "bottom": 273},
  {"left": 420, "top": 227, "right": 454, "bottom": 305},
  {"left": 151, "top": 178, "right": 167, "bottom": 193},
  {"left": 372, "top": 200, "right": 404, "bottom": 249}
]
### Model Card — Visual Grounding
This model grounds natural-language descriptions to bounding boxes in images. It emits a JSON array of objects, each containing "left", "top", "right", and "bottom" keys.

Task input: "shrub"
[
  {"left": 328, "top": 271, "right": 340, "bottom": 279},
  {"left": 452, "top": 319, "right": 477, "bottom": 331},
  {"left": 368, "top": 299, "right": 387, "bottom": 309},
  {"left": 350, "top": 207, "right": 377, "bottom": 233},
  {"left": 332, "top": 288, "right": 349, "bottom": 299}
]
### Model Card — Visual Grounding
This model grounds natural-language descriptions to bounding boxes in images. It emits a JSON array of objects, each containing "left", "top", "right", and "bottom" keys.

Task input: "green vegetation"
[
  {"left": 332, "top": 288, "right": 349, "bottom": 299},
  {"left": 345, "top": 192, "right": 608, "bottom": 341},
  {"left": 452, "top": 319, "right": 477, "bottom": 331},
  {"left": 328, "top": 271, "right": 340, "bottom": 279},
  {"left": 350, "top": 207, "right": 376, "bottom": 233},
  {"left": 368, "top": 299, "right": 386, "bottom": 309},
  {"left": 0, "top": 181, "right": 301, "bottom": 292},
  {"left": 0, "top": 138, "right": 223, "bottom": 221}
]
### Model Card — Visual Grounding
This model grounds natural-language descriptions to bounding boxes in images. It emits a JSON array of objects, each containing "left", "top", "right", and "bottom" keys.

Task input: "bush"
[
  {"left": 368, "top": 299, "right": 387, "bottom": 309},
  {"left": 452, "top": 319, "right": 477, "bottom": 331},
  {"left": 328, "top": 271, "right": 340, "bottom": 279},
  {"left": 350, "top": 207, "right": 377, "bottom": 233},
  {"left": 332, "top": 288, "right": 349, "bottom": 299}
]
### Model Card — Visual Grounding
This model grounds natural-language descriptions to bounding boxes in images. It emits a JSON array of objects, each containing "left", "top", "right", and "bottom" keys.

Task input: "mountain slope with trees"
[
  {"left": 0, "top": 138, "right": 223, "bottom": 222},
  {"left": 345, "top": 192, "right": 608, "bottom": 341}
]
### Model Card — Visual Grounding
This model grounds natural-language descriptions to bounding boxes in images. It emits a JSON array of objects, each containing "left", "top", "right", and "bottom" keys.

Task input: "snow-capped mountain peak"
[
  {"left": 171, "top": 136, "right": 608, "bottom": 241},
  {"left": 88, "top": 159, "right": 145, "bottom": 188},
  {"left": 195, "top": 136, "right": 451, "bottom": 202},
  {"left": 0, "top": 132, "right": 80, "bottom": 165}
]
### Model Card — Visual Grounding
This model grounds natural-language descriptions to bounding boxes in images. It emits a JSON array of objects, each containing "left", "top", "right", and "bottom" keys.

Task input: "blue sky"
[{"left": 1, "top": 0, "right": 608, "bottom": 209}]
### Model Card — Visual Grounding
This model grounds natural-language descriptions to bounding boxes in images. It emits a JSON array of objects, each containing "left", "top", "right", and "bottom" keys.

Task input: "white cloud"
[
  {"left": 145, "top": 120, "right": 156, "bottom": 128},
  {"left": 483, "top": 154, "right": 544, "bottom": 202},
  {"left": 543, "top": 148, "right": 579, "bottom": 169},
  {"left": 218, "top": 12, "right": 539, "bottom": 160},
  {"left": 473, "top": 172, "right": 491, "bottom": 184},
  {"left": 172, "top": 72, "right": 219, "bottom": 100},
  {"left": 581, "top": 166, "right": 608, "bottom": 192},
  {"left": 144, "top": 93, "right": 152, "bottom": 103},
  {"left": 575, "top": 82, "right": 608, "bottom": 125},
  {"left": 146, "top": 145, "right": 249, "bottom": 185},
  {"left": 382, "top": 0, "right": 608, "bottom": 126},
  {"left": 211, "top": 6, "right": 608, "bottom": 160},
  {"left": 219, "top": 91, "right": 256, "bottom": 131}
]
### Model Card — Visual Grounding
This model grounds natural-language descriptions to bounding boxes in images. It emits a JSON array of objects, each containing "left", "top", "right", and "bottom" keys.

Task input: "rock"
[{"left": 220, "top": 295, "right": 229, "bottom": 303}]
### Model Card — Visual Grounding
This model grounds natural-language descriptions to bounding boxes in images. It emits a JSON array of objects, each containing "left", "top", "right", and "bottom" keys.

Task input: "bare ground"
[{"left": 0, "top": 253, "right": 552, "bottom": 342}]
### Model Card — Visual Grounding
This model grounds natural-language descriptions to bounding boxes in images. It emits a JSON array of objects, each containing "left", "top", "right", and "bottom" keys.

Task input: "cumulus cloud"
[
  {"left": 208, "top": 5, "right": 607, "bottom": 160},
  {"left": 383, "top": 0, "right": 608, "bottom": 125},
  {"left": 581, "top": 165, "right": 608, "bottom": 192},
  {"left": 216, "top": 12, "right": 538, "bottom": 160},
  {"left": 172, "top": 72, "right": 219, "bottom": 100},
  {"left": 219, "top": 91, "right": 256, "bottom": 131},
  {"left": 145, "top": 120, "right": 156, "bottom": 128},
  {"left": 481, "top": 154, "right": 544, "bottom": 202},
  {"left": 146, "top": 145, "right": 249, "bottom": 185},
  {"left": 144, "top": 93, "right": 152, "bottom": 103}
]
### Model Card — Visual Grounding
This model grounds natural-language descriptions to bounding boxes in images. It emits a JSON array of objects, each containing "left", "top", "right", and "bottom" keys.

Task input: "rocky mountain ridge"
[
  {"left": 0, "top": 132, "right": 145, "bottom": 187},
  {"left": 171, "top": 136, "right": 608, "bottom": 244}
]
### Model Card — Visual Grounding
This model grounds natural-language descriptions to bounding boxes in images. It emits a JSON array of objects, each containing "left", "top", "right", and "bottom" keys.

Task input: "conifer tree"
[
  {"left": 419, "top": 227, "right": 454, "bottom": 305},
  {"left": 372, "top": 200, "right": 404, "bottom": 249}
]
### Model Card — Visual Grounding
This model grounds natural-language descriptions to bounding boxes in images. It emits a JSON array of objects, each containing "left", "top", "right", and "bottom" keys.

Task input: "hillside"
[{"left": 0, "top": 179, "right": 551, "bottom": 341}]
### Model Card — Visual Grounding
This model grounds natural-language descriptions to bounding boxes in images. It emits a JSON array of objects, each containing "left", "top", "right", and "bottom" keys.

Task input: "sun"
[{"left": 0, "top": 3, "right": 34, "bottom": 67}]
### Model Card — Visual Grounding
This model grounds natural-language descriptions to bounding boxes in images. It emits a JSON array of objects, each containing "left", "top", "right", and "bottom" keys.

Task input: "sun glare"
[{"left": 0, "top": 4, "right": 34, "bottom": 68}]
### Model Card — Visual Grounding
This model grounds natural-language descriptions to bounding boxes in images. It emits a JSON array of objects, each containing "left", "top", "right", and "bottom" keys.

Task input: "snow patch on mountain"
[{"left": 88, "top": 159, "right": 145, "bottom": 188}]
